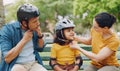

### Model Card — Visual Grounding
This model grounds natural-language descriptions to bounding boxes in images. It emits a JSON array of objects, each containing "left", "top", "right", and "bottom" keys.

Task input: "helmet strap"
[
  {"left": 21, "top": 20, "right": 29, "bottom": 30},
  {"left": 58, "top": 37, "right": 69, "bottom": 42},
  {"left": 61, "top": 30, "right": 65, "bottom": 39},
  {"left": 26, "top": 20, "right": 29, "bottom": 30},
  {"left": 59, "top": 30, "right": 72, "bottom": 43}
]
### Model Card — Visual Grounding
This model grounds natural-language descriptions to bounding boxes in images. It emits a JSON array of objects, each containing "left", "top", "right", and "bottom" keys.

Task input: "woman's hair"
[{"left": 95, "top": 12, "right": 116, "bottom": 28}]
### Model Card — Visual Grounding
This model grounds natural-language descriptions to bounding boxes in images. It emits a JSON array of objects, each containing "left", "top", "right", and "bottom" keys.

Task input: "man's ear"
[{"left": 21, "top": 21, "right": 27, "bottom": 27}]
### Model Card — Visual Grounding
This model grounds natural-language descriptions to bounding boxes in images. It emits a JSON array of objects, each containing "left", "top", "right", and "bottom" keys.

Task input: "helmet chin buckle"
[{"left": 58, "top": 37, "right": 72, "bottom": 43}]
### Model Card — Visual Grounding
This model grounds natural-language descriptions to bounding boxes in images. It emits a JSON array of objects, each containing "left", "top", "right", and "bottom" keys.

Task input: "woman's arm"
[
  {"left": 78, "top": 47, "right": 113, "bottom": 62},
  {"left": 74, "top": 36, "right": 92, "bottom": 45},
  {"left": 70, "top": 43, "right": 114, "bottom": 62}
]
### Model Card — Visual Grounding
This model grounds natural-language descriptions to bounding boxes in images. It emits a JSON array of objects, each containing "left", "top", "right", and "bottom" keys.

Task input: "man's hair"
[
  {"left": 17, "top": 3, "right": 40, "bottom": 23},
  {"left": 95, "top": 12, "right": 116, "bottom": 28}
]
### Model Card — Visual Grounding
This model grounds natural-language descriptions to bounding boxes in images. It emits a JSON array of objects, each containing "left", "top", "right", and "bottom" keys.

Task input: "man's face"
[{"left": 28, "top": 17, "right": 40, "bottom": 31}]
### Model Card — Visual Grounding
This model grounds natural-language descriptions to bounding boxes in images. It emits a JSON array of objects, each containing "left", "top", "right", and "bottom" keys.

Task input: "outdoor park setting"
[
  {"left": 1, "top": 0, "right": 120, "bottom": 34},
  {"left": 0, "top": 0, "right": 120, "bottom": 71}
]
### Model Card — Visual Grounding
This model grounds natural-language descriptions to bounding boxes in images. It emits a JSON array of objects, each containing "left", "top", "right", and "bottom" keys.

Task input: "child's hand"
[
  {"left": 57, "top": 69, "right": 67, "bottom": 71},
  {"left": 69, "top": 68, "right": 78, "bottom": 71},
  {"left": 69, "top": 69, "right": 76, "bottom": 71},
  {"left": 61, "top": 70, "right": 67, "bottom": 71},
  {"left": 69, "top": 66, "right": 79, "bottom": 71}
]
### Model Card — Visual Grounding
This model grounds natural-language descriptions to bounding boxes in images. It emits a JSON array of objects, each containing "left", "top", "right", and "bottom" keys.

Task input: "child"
[{"left": 49, "top": 18, "right": 83, "bottom": 71}]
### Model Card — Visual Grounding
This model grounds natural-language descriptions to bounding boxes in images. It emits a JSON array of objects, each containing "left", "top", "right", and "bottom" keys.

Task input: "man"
[{"left": 0, "top": 4, "right": 47, "bottom": 71}]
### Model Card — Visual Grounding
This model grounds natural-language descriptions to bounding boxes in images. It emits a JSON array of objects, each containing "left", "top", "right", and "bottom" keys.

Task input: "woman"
[{"left": 70, "top": 12, "right": 120, "bottom": 71}]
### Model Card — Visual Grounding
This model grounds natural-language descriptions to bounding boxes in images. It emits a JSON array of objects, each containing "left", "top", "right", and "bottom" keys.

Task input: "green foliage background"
[{"left": 4, "top": 0, "right": 120, "bottom": 34}]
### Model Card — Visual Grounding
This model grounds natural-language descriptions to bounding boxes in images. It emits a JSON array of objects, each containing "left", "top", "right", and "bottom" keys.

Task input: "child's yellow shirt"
[{"left": 50, "top": 43, "right": 80, "bottom": 65}]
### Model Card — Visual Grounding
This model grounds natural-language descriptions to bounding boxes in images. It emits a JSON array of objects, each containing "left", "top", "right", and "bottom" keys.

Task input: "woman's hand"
[
  {"left": 73, "top": 35, "right": 81, "bottom": 42},
  {"left": 69, "top": 41, "right": 80, "bottom": 50}
]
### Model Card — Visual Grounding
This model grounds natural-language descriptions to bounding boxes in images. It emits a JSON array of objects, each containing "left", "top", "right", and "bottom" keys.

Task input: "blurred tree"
[
  {"left": 74, "top": 0, "right": 120, "bottom": 32},
  {"left": 4, "top": 0, "right": 74, "bottom": 33},
  {"left": 5, "top": 0, "right": 27, "bottom": 22},
  {"left": 0, "top": 0, "right": 5, "bottom": 28},
  {"left": 30, "top": 0, "right": 73, "bottom": 32},
  {"left": 4, "top": 0, "right": 120, "bottom": 34}
]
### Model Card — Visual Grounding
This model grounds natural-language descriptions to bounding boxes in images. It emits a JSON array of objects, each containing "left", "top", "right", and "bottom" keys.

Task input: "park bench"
[{"left": 40, "top": 43, "right": 120, "bottom": 71}]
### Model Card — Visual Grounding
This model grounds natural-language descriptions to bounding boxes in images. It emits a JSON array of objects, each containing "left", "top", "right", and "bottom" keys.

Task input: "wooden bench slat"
[
  {"left": 43, "top": 46, "right": 91, "bottom": 52},
  {"left": 41, "top": 56, "right": 90, "bottom": 61},
  {"left": 41, "top": 54, "right": 120, "bottom": 61}
]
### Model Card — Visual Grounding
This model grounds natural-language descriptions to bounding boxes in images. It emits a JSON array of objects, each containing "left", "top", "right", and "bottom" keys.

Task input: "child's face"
[{"left": 63, "top": 27, "right": 75, "bottom": 40}]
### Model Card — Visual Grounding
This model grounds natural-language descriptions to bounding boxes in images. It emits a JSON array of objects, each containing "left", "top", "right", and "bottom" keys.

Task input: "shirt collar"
[{"left": 13, "top": 21, "right": 21, "bottom": 29}]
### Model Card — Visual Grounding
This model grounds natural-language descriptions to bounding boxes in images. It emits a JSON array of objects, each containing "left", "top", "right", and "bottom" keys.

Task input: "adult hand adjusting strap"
[{"left": 38, "top": 34, "right": 44, "bottom": 39}]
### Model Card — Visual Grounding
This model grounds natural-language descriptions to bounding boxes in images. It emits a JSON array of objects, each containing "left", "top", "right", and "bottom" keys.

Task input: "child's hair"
[
  {"left": 54, "top": 29, "right": 67, "bottom": 45},
  {"left": 95, "top": 12, "right": 116, "bottom": 28},
  {"left": 54, "top": 18, "right": 75, "bottom": 45}
]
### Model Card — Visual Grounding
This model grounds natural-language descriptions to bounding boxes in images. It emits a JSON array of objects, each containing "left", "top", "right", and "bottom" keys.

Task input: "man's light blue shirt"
[{"left": 0, "top": 21, "right": 45, "bottom": 71}]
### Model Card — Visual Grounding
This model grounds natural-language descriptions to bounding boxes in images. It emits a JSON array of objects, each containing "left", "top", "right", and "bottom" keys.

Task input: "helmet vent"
[
  {"left": 63, "top": 22, "right": 67, "bottom": 24},
  {"left": 17, "top": 4, "right": 40, "bottom": 22},
  {"left": 60, "top": 25, "right": 62, "bottom": 27},
  {"left": 25, "top": 6, "right": 27, "bottom": 8},
  {"left": 67, "top": 20, "right": 70, "bottom": 23}
]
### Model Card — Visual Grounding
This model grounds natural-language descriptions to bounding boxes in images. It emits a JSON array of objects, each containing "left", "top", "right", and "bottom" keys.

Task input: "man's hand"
[
  {"left": 35, "top": 26, "right": 42, "bottom": 36},
  {"left": 22, "top": 30, "right": 33, "bottom": 42},
  {"left": 5, "top": 30, "right": 33, "bottom": 63},
  {"left": 34, "top": 26, "right": 44, "bottom": 47}
]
